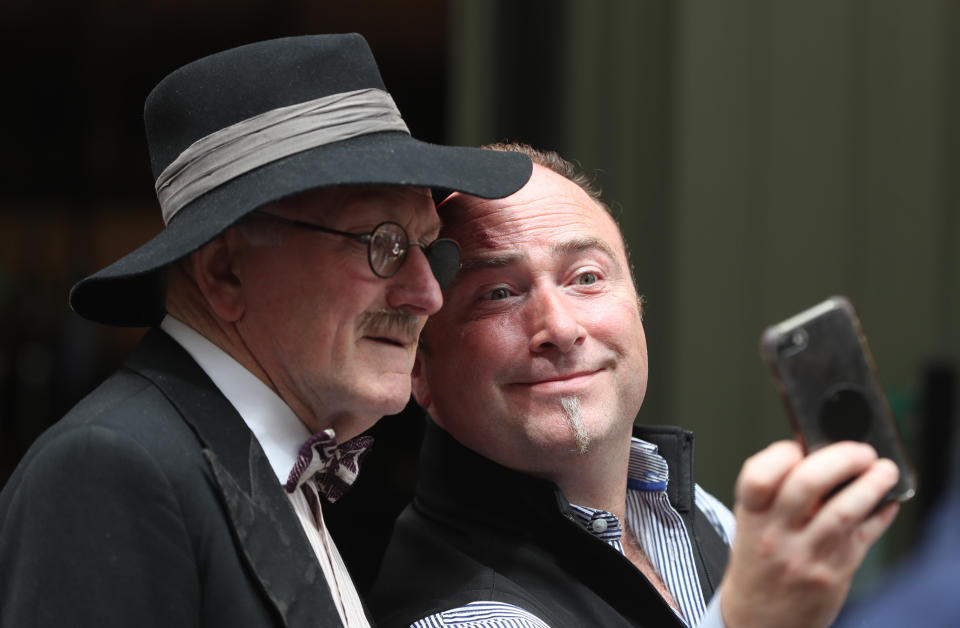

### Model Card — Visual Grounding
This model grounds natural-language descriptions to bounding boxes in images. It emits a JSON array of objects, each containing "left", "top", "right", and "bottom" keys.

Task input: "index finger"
[
  {"left": 735, "top": 440, "right": 804, "bottom": 512},
  {"left": 774, "top": 441, "right": 879, "bottom": 525}
]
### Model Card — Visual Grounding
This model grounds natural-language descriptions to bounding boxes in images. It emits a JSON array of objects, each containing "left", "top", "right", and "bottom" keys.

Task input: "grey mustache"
[{"left": 358, "top": 309, "right": 420, "bottom": 343}]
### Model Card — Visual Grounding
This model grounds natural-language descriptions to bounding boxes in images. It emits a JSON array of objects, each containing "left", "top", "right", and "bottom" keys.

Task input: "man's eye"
[
  {"left": 575, "top": 272, "right": 599, "bottom": 285},
  {"left": 483, "top": 287, "right": 511, "bottom": 301}
]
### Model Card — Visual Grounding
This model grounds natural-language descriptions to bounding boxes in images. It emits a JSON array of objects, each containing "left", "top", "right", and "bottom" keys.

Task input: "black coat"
[
  {"left": 369, "top": 422, "right": 729, "bottom": 628},
  {"left": 0, "top": 329, "right": 346, "bottom": 627}
]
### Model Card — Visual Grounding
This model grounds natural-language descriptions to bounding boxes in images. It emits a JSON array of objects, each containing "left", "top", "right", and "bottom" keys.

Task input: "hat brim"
[{"left": 69, "top": 131, "right": 532, "bottom": 326}]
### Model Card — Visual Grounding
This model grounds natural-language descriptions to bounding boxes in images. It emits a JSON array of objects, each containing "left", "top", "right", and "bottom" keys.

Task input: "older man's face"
[
  {"left": 413, "top": 165, "right": 648, "bottom": 478},
  {"left": 236, "top": 185, "right": 443, "bottom": 440}
]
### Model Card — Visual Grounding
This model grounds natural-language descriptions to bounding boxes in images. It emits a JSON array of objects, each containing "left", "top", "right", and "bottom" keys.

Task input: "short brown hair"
[{"left": 482, "top": 142, "right": 611, "bottom": 215}]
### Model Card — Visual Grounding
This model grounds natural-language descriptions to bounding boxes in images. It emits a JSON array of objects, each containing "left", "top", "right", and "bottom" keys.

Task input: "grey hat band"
[{"left": 155, "top": 87, "right": 410, "bottom": 223}]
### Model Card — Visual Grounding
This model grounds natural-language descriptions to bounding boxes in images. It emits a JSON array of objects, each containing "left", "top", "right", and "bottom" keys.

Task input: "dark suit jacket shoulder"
[
  {"left": 369, "top": 422, "right": 729, "bottom": 628},
  {"left": 0, "top": 329, "right": 341, "bottom": 628}
]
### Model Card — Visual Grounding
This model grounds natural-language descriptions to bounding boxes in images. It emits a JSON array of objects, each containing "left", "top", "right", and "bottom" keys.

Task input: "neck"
[{"left": 546, "top": 434, "right": 633, "bottom": 522}]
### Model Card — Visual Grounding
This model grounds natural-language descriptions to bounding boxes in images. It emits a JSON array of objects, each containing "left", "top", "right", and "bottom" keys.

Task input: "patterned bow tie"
[{"left": 284, "top": 429, "right": 373, "bottom": 503}]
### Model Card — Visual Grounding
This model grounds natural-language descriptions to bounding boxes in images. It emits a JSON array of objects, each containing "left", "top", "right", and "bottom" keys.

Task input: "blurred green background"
[{"left": 2, "top": 0, "right": 957, "bottom": 595}]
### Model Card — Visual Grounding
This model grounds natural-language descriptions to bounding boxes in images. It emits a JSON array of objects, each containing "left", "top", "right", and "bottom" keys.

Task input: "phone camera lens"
[{"left": 791, "top": 329, "right": 808, "bottom": 348}]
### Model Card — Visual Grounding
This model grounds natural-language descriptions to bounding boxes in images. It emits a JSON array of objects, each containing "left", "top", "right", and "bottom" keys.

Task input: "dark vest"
[{"left": 369, "top": 421, "right": 730, "bottom": 628}]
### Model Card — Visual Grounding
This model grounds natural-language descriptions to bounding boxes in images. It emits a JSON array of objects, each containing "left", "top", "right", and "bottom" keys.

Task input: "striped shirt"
[{"left": 411, "top": 437, "right": 736, "bottom": 628}]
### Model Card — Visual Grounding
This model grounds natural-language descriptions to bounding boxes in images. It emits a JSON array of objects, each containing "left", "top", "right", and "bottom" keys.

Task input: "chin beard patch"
[{"left": 561, "top": 396, "right": 590, "bottom": 455}]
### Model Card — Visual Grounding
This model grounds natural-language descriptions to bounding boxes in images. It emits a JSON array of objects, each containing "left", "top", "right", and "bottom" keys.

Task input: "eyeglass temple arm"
[{"left": 252, "top": 210, "right": 371, "bottom": 243}]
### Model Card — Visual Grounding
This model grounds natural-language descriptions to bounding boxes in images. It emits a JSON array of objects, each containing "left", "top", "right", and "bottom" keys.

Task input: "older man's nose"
[{"left": 385, "top": 246, "right": 443, "bottom": 316}]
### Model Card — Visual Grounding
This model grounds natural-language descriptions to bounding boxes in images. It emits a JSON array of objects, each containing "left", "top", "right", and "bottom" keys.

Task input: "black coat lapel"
[{"left": 126, "top": 329, "right": 341, "bottom": 627}]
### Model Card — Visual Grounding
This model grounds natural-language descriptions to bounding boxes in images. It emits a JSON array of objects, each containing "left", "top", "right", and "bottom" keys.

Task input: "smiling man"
[
  {"left": 368, "top": 144, "right": 899, "bottom": 628},
  {"left": 0, "top": 36, "right": 530, "bottom": 628}
]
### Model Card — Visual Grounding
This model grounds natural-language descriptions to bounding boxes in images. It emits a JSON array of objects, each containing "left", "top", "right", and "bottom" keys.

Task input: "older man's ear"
[{"left": 188, "top": 230, "right": 246, "bottom": 323}]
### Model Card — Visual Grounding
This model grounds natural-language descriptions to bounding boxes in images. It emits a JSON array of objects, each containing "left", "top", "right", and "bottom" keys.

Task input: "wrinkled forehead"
[{"left": 438, "top": 166, "right": 626, "bottom": 261}]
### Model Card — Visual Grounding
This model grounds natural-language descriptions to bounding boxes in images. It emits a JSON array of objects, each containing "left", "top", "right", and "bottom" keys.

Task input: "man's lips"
[
  {"left": 512, "top": 370, "right": 604, "bottom": 390},
  {"left": 364, "top": 335, "right": 414, "bottom": 348}
]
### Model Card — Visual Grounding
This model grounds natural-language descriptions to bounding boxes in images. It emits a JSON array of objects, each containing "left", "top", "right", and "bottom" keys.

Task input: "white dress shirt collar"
[{"left": 160, "top": 315, "right": 309, "bottom": 485}]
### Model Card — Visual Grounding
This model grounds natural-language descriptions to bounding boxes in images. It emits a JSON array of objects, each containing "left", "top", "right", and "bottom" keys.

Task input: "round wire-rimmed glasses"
[{"left": 252, "top": 210, "right": 462, "bottom": 289}]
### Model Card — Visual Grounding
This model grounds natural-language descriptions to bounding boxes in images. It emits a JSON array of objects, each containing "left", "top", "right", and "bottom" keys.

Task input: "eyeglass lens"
[
  {"left": 369, "top": 224, "right": 406, "bottom": 277},
  {"left": 368, "top": 222, "right": 460, "bottom": 289},
  {"left": 425, "top": 240, "right": 460, "bottom": 289}
]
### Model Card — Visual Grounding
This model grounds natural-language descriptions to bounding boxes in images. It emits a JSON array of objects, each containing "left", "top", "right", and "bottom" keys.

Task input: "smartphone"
[{"left": 760, "top": 296, "right": 916, "bottom": 503}]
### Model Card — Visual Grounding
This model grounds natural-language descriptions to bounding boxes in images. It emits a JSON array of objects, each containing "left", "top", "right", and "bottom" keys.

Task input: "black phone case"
[{"left": 760, "top": 296, "right": 916, "bottom": 502}]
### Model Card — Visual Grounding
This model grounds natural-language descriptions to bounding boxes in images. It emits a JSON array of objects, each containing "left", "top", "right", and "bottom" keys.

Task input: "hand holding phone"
[{"left": 759, "top": 296, "right": 916, "bottom": 503}]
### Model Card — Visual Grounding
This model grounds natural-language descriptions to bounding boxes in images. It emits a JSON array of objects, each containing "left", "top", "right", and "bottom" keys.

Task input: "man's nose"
[
  {"left": 528, "top": 287, "right": 586, "bottom": 353},
  {"left": 385, "top": 246, "right": 443, "bottom": 316}
]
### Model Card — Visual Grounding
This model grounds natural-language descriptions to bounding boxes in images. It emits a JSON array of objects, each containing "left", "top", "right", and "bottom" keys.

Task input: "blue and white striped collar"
[
  {"left": 568, "top": 437, "right": 671, "bottom": 540},
  {"left": 627, "top": 437, "right": 669, "bottom": 492},
  {"left": 567, "top": 504, "right": 622, "bottom": 542}
]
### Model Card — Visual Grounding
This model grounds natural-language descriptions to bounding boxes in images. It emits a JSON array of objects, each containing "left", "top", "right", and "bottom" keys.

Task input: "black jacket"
[
  {"left": 369, "top": 421, "right": 729, "bottom": 628},
  {"left": 0, "top": 329, "right": 347, "bottom": 627}
]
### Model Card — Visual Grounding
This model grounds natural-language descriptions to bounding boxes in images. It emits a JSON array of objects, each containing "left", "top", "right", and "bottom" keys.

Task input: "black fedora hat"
[{"left": 69, "top": 33, "right": 531, "bottom": 327}]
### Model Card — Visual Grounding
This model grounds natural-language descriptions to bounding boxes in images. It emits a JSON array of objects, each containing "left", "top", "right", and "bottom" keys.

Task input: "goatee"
[{"left": 561, "top": 396, "right": 590, "bottom": 455}]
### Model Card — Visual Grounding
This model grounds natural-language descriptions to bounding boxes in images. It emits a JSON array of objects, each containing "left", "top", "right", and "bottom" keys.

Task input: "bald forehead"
[{"left": 438, "top": 165, "right": 628, "bottom": 260}]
